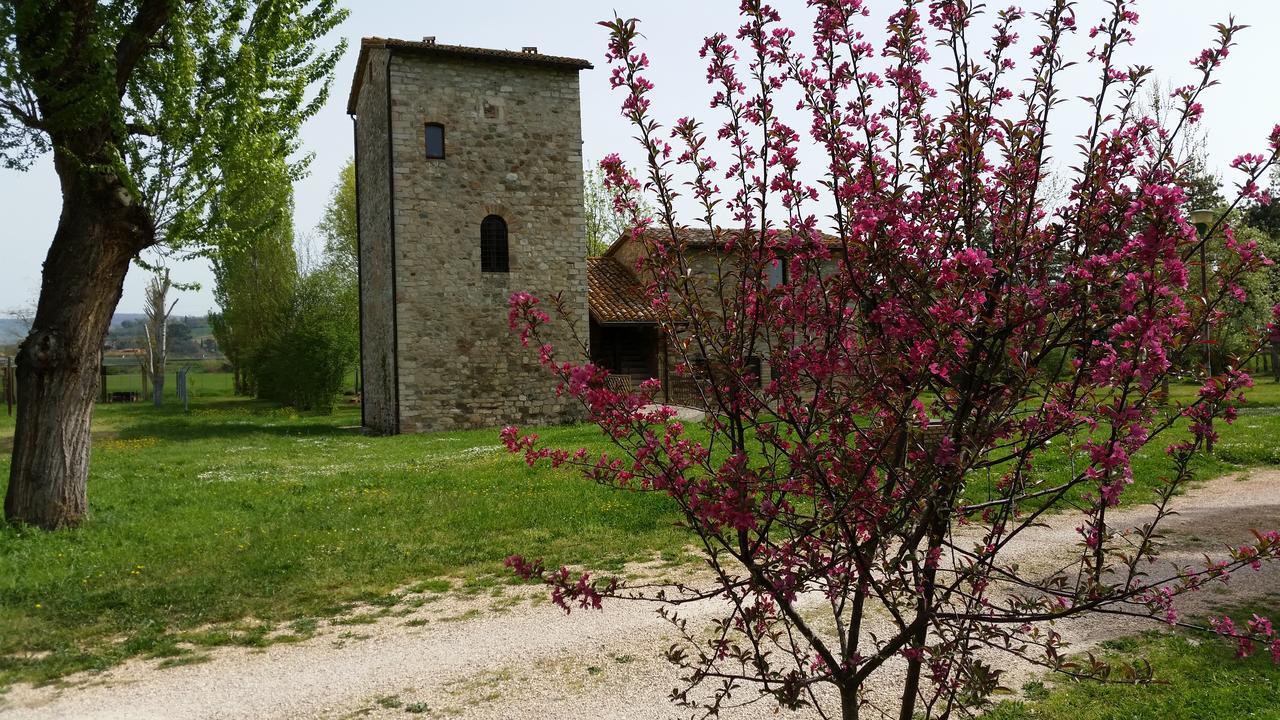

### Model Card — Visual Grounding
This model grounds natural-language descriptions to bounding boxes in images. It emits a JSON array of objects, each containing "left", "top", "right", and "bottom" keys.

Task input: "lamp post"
[{"left": 1189, "top": 208, "right": 1216, "bottom": 454}]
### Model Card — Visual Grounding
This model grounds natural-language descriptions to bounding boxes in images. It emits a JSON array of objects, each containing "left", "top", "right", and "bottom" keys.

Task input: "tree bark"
[
  {"left": 5, "top": 150, "right": 150, "bottom": 530},
  {"left": 840, "top": 681, "right": 860, "bottom": 720}
]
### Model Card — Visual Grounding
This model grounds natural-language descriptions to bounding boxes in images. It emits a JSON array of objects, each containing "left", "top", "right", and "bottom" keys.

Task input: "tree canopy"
[
  {"left": 1, "top": 0, "right": 347, "bottom": 529},
  {"left": 1, "top": 0, "right": 346, "bottom": 251}
]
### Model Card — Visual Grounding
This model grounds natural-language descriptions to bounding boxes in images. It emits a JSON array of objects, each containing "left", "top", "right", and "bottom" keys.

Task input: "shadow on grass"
[
  {"left": 104, "top": 397, "right": 364, "bottom": 443},
  {"left": 117, "top": 420, "right": 362, "bottom": 442}
]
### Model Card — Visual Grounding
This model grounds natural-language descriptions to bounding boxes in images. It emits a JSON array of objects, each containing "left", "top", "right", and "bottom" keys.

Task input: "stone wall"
[
  {"left": 384, "top": 53, "right": 588, "bottom": 433},
  {"left": 355, "top": 48, "right": 399, "bottom": 435}
]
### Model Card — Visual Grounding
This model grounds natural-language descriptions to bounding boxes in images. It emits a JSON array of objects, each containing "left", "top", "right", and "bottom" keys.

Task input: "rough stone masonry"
[{"left": 349, "top": 39, "right": 592, "bottom": 434}]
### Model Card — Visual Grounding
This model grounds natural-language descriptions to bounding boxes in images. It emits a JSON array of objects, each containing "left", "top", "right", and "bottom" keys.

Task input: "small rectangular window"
[
  {"left": 425, "top": 123, "right": 445, "bottom": 159},
  {"left": 768, "top": 258, "right": 786, "bottom": 287}
]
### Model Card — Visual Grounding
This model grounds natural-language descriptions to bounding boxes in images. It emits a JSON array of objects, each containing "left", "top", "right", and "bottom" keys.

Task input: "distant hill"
[
  {"left": 0, "top": 318, "right": 25, "bottom": 346},
  {"left": 111, "top": 313, "right": 145, "bottom": 328},
  {"left": 0, "top": 313, "right": 159, "bottom": 348}
]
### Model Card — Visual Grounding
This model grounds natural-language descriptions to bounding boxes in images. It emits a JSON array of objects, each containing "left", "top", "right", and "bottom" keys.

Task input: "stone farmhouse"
[{"left": 349, "top": 37, "right": 793, "bottom": 434}]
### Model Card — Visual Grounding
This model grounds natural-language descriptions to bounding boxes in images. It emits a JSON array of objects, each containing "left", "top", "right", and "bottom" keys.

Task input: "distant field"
[
  {"left": 101, "top": 369, "right": 236, "bottom": 399},
  {"left": 97, "top": 369, "right": 358, "bottom": 402}
]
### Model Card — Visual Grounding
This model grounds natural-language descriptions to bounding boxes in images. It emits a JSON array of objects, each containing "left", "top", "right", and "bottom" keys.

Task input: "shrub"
[{"left": 256, "top": 268, "right": 358, "bottom": 413}]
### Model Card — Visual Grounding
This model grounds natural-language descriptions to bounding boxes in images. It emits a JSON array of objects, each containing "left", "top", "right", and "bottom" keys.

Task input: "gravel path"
[{"left": 4, "top": 470, "right": 1278, "bottom": 720}]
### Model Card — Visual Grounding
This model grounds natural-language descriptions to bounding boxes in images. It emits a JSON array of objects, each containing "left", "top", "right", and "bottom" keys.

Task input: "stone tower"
[{"left": 347, "top": 38, "right": 591, "bottom": 434}]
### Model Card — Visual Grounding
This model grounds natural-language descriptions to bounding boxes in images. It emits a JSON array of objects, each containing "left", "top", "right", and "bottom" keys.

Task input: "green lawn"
[
  {"left": 0, "top": 377, "right": 1276, "bottom": 689},
  {"left": 0, "top": 382, "right": 687, "bottom": 686},
  {"left": 986, "top": 610, "right": 1280, "bottom": 720},
  {"left": 960, "top": 381, "right": 1280, "bottom": 509}
]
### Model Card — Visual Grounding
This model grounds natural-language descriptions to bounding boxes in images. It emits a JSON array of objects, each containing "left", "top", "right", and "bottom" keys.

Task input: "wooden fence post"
[{"left": 2, "top": 356, "right": 13, "bottom": 416}]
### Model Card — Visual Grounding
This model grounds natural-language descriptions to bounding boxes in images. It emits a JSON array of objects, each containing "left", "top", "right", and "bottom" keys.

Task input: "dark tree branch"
[
  {"left": 0, "top": 98, "right": 43, "bottom": 129},
  {"left": 114, "top": 0, "right": 175, "bottom": 98}
]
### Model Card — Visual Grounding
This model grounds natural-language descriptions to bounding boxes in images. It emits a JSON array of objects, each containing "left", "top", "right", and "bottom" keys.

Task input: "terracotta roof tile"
[
  {"left": 348, "top": 38, "right": 592, "bottom": 114},
  {"left": 603, "top": 227, "right": 843, "bottom": 257},
  {"left": 588, "top": 257, "right": 656, "bottom": 324}
]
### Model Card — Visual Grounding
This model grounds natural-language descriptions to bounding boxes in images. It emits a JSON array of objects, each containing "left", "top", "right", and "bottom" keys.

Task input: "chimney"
[
  {"left": 422, "top": 36, "right": 436, "bottom": 45},
  {"left": 522, "top": 46, "right": 538, "bottom": 54}
]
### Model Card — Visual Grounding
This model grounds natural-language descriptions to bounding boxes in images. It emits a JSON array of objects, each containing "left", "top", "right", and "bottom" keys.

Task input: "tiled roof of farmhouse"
[
  {"left": 603, "top": 227, "right": 842, "bottom": 257},
  {"left": 347, "top": 38, "right": 593, "bottom": 114},
  {"left": 587, "top": 257, "right": 656, "bottom": 325}
]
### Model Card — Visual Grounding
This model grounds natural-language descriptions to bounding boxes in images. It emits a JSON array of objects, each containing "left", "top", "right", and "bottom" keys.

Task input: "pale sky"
[{"left": 2, "top": 0, "right": 1279, "bottom": 314}]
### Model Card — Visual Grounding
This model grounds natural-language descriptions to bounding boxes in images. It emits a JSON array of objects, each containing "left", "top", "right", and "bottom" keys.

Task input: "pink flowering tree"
[{"left": 505, "top": 1, "right": 1280, "bottom": 717}]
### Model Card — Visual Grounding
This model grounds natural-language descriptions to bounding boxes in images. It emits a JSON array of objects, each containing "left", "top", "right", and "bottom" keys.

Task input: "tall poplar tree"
[
  {"left": 0, "top": 1, "right": 347, "bottom": 529},
  {"left": 317, "top": 158, "right": 356, "bottom": 280}
]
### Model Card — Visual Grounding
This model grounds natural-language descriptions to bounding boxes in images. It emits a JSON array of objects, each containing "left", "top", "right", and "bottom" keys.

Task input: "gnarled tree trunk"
[{"left": 5, "top": 151, "right": 150, "bottom": 529}]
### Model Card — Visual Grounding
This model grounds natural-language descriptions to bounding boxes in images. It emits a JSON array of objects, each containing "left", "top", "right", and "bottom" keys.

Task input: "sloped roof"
[
  {"left": 603, "top": 226, "right": 843, "bottom": 257},
  {"left": 587, "top": 257, "right": 655, "bottom": 325},
  {"left": 348, "top": 38, "right": 593, "bottom": 114}
]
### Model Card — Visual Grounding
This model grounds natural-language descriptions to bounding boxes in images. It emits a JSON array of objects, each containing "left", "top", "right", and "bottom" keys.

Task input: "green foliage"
[
  {"left": 208, "top": 166, "right": 298, "bottom": 396},
  {"left": 1245, "top": 171, "right": 1280, "bottom": 242},
  {"left": 255, "top": 267, "right": 358, "bottom": 413},
  {"left": 217, "top": 159, "right": 362, "bottom": 413},
  {"left": 1166, "top": 163, "right": 1279, "bottom": 370},
  {"left": 584, "top": 160, "right": 650, "bottom": 256},
  {"left": 0, "top": 1, "right": 347, "bottom": 246},
  {"left": 234, "top": 157, "right": 362, "bottom": 414},
  {"left": 318, "top": 158, "right": 357, "bottom": 281},
  {"left": 1215, "top": 222, "right": 1280, "bottom": 362},
  {"left": 1175, "top": 157, "right": 1226, "bottom": 213},
  {"left": 165, "top": 321, "right": 197, "bottom": 356}
]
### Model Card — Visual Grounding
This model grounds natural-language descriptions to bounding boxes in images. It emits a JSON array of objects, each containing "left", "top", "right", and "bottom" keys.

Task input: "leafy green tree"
[
  {"left": 585, "top": 161, "right": 649, "bottom": 256},
  {"left": 0, "top": 1, "right": 347, "bottom": 529},
  {"left": 1245, "top": 171, "right": 1280, "bottom": 379},
  {"left": 165, "top": 320, "right": 197, "bottom": 356},
  {"left": 311, "top": 158, "right": 360, "bottom": 392},
  {"left": 208, "top": 156, "right": 299, "bottom": 397},
  {"left": 216, "top": 158, "right": 358, "bottom": 412},
  {"left": 1171, "top": 165, "right": 1277, "bottom": 375},
  {"left": 317, "top": 158, "right": 356, "bottom": 280},
  {"left": 255, "top": 264, "right": 358, "bottom": 413},
  {"left": 1177, "top": 157, "right": 1226, "bottom": 212},
  {"left": 1246, "top": 172, "right": 1280, "bottom": 240}
]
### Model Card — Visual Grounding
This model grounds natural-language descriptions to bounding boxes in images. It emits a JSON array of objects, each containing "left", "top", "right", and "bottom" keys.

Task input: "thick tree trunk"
[
  {"left": 5, "top": 152, "right": 147, "bottom": 530},
  {"left": 840, "top": 682, "right": 860, "bottom": 720}
]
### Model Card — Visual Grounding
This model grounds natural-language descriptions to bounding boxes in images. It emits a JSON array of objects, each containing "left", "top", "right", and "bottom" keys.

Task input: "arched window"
[
  {"left": 480, "top": 215, "right": 509, "bottom": 273},
  {"left": 425, "top": 123, "right": 445, "bottom": 159}
]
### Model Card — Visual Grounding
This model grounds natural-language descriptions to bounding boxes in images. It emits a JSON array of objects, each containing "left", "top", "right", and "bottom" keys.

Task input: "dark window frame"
[
  {"left": 480, "top": 215, "right": 509, "bottom": 273},
  {"left": 425, "top": 123, "right": 445, "bottom": 159}
]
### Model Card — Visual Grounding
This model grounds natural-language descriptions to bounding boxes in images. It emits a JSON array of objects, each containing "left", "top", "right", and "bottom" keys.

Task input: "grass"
[
  {"left": 960, "top": 380, "right": 1280, "bottom": 509},
  {"left": 101, "top": 368, "right": 235, "bottom": 398},
  {"left": 985, "top": 601, "right": 1280, "bottom": 719},
  {"left": 0, "top": 377, "right": 688, "bottom": 687},
  {"left": 0, "top": 375, "right": 1276, "bottom": 690}
]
